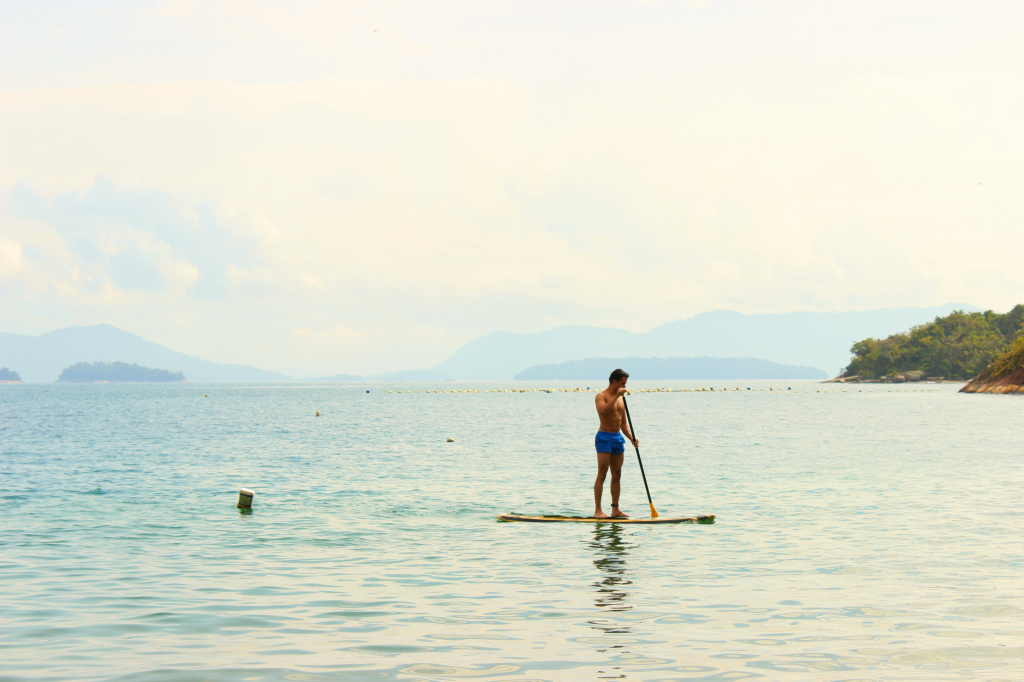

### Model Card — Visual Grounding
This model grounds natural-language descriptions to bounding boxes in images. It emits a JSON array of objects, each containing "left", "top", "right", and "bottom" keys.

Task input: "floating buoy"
[
  {"left": 446, "top": 438, "right": 454, "bottom": 442},
  {"left": 204, "top": 393, "right": 209, "bottom": 397},
  {"left": 366, "top": 390, "right": 370, "bottom": 393},
  {"left": 237, "top": 489, "right": 254, "bottom": 509},
  {"left": 315, "top": 410, "right": 320, "bottom": 417}
]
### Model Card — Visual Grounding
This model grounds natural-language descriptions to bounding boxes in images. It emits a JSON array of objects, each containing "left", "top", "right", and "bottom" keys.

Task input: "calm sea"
[{"left": 2, "top": 381, "right": 1022, "bottom": 682}]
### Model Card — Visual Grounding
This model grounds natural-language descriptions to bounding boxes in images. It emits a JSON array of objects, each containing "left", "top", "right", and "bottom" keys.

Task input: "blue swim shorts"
[{"left": 595, "top": 430, "right": 626, "bottom": 455}]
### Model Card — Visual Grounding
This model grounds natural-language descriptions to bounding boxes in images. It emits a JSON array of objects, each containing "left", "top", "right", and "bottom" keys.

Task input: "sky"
[{"left": 1, "top": 0, "right": 1022, "bottom": 377}]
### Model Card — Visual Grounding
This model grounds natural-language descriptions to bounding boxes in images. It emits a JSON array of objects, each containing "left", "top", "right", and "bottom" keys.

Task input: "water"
[{"left": 2, "top": 381, "right": 1022, "bottom": 681}]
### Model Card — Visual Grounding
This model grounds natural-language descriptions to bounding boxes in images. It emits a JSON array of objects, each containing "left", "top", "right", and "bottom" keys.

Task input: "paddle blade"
[{"left": 649, "top": 503, "right": 659, "bottom": 519}]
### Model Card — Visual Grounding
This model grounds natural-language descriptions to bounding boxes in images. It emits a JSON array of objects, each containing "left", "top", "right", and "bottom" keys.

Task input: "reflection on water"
[
  {"left": 588, "top": 524, "right": 636, "bottom": 679},
  {"left": 588, "top": 524, "right": 634, "bottom": 634}
]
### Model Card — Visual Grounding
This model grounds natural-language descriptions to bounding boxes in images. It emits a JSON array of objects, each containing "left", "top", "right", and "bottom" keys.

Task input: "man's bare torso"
[{"left": 595, "top": 390, "right": 625, "bottom": 432}]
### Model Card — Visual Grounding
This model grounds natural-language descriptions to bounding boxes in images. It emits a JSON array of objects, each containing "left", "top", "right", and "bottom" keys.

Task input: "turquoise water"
[{"left": 2, "top": 381, "right": 1022, "bottom": 681}]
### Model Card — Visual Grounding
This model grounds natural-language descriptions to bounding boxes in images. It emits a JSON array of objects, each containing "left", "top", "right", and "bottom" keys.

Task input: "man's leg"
[
  {"left": 594, "top": 452, "right": 611, "bottom": 518},
  {"left": 609, "top": 454, "right": 628, "bottom": 517}
]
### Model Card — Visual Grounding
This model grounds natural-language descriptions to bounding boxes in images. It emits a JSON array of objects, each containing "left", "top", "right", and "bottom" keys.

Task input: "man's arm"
[{"left": 619, "top": 402, "right": 637, "bottom": 445}]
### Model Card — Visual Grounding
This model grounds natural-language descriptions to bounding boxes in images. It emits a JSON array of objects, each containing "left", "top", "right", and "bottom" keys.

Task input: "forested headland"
[
  {"left": 0, "top": 367, "right": 22, "bottom": 382},
  {"left": 841, "top": 306, "right": 1024, "bottom": 381},
  {"left": 57, "top": 361, "right": 186, "bottom": 383}
]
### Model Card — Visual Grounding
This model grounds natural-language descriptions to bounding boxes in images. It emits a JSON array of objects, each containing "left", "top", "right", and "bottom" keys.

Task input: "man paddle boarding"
[{"left": 593, "top": 368, "right": 637, "bottom": 519}]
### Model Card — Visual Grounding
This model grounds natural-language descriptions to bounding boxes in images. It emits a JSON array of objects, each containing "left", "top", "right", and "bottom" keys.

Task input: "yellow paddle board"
[{"left": 497, "top": 514, "right": 714, "bottom": 524}]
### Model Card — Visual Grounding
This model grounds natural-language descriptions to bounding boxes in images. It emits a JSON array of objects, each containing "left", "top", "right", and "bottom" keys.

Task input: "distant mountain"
[
  {"left": 0, "top": 324, "right": 290, "bottom": 383},
  {"left": 0, "top": 367, "right": 22, "bottom": 382},
  {"left": 1, "top": 304, "right": 982, "bottom": 383},
  {"left": 309, "top": 373, "right": 364, "bottom": 382},
  {"left": 515, "top": 357, "right": 828, "bottom": 381},
  {"left": 375, "top": 304, "right": 978, "bottom": 380},
  {"left": 58, "top": 361, "right": 186, "bottom": 383}
]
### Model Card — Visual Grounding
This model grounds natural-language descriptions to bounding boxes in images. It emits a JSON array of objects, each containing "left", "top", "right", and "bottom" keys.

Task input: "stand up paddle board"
[{"left": 497, "top": 514, "right": 714, "bottom": 524}]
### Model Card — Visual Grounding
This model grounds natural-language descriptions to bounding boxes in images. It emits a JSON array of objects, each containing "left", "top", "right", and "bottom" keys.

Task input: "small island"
[
  {"left": 960, "top": 337, "right": 1024, "bottom": 394},
  {"left": 0, "top": 367, "right": 23, "bottom": 383},
  {"left": 836, "top": 305, "right": 1023, "bottom": 382},
  {"left": 57, "top": 361, "right": 186, "bottom": 383},
  {"left": 514, "top": 356, "right": 827, "bottom": 381}
]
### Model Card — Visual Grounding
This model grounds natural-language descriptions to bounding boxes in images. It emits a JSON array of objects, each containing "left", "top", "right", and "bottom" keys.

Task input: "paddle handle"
[{"left": 623, "top": 396, "right": 659, "bottom": 518}]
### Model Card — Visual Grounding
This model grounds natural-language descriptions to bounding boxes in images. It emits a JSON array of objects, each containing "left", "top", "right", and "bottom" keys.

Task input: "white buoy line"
[{"left": 377, "top": 386, "right": 945, "bottom": 395}]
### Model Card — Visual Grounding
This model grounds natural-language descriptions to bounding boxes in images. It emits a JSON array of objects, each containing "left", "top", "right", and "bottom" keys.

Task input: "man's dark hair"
[{"left": 609, "top": 368, "right": 629, "bottom": 383}]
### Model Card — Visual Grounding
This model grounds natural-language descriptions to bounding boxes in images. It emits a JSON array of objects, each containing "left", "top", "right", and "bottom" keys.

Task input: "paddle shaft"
[{"left": 622, "top": 396, "right": 659, "bottom": 518}]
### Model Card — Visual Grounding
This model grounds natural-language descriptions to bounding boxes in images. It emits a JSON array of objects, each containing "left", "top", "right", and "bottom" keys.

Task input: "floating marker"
[
  {"left": 315, "top": 410, "right": 320, "bottom": 417},
  {"left": 446, "top": 438, "right": 455, "bottom": 442},
  {"left": 204, "top": 393, "right": 209, "bottom": 397},
  {"left": 237, "top": 489, "right": 254, "bottom": 509}
]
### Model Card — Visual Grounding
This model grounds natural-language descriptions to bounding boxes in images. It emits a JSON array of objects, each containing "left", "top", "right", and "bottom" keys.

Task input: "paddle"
[{"left": 622, "top": 396, "right": 659, "bottom": 518}]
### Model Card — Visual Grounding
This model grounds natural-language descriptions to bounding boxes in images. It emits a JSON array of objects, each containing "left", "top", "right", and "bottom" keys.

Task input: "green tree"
[{"left": 843, "top": 307, "right": 1024, "bottom": 380}]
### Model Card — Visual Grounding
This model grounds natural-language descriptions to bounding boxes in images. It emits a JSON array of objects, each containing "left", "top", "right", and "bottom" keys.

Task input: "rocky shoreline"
[
  {"left": 961, "top": 370, "right": 1024, "bottom": 394},
  {"left": 825, "top": 371, "right": 961, "bottom": 385},
  {"left": 960, "top": 341, "right": 1024, "bottom": 395}
]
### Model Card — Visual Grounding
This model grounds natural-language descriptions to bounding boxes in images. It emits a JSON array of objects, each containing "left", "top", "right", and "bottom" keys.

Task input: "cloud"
[
  {"left": 291, "top": 325, "right": 361, "bottom": 340},
  {"left": 10, "top": 178, "right": 261, "bottom": 298},
  {"left": 0, "top": 240, "right": 24, "bottom": 278},
  {"left": 1, "top": 1, "right": 1022, "bottom": 375},
  {"left": 108, "top": 241, "right": 165, "bottom": 291}
]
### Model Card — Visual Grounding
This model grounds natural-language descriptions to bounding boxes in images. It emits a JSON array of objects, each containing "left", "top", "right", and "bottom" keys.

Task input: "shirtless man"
[{"left": 593, "top": 368, "right": 637, "bottom": 519}]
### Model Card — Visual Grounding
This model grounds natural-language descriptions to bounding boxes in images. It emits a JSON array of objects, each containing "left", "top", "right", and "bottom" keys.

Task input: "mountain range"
[
  {"left": 0, "top": 304, "right": 978, "bottom": 383},
  {"left": 515, "top": 357, "right": 827, "bottom": 381},
  {"left": 0, "top": 325, "right": 290, "bottom": 383},
  {"left": 369, "top": 303, "right": 978, "bottom": 380}
]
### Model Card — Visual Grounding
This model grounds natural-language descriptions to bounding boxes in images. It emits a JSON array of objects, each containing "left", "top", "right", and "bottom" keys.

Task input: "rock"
[
  {"left": 904, "top": 370, "right": 927, "bottom": 382},
  {"left": 891, "top": 375, "right": 905, "bottom": 383},
  {"left": 961, "top": 340, "right": 1024, "bottom": 394}
]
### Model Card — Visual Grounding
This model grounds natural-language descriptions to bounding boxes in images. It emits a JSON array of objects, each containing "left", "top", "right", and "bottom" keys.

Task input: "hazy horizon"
[
  {"left": 2, "top": 1, "right": 1021, "bottom": 376},
  {"left": 0, "top": 302, "right": 988, "bottom": 381}
]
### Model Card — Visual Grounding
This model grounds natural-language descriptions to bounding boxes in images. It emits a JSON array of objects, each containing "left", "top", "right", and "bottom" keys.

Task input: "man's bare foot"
[
  {"left": 593, "top": 510, "right": 609, "bottom": 518},
  {"left": 611, "top": 508, "right": 630, "bottom": 518}
]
